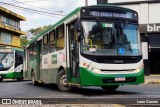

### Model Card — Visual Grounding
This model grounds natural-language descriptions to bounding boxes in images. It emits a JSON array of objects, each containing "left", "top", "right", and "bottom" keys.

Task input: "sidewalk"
[{"left": 145, "top": 75, "right": 160, "bottom": 84}]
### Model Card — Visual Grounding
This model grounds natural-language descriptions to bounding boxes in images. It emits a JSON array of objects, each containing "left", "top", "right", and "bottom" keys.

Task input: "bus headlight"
[
  {"left": 86, "top": 65, "right": 102, "bottom": 74},
  {"left": 135, "top": 63, "right": 144, "bottom": 73}
]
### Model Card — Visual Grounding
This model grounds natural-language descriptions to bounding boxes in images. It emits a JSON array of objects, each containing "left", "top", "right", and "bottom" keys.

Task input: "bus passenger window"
[
  {"left": 49, "top": 30, "right": 56, "bottom": 52},
  {"left": 33, "top": 42, "right": 37, "bottom": 58},
  {"left": 29, "top": 43, "right": 34, "bottom": 58},
  {"left": 56, "top": 24, "right": 64, "bottom": 51},
  {"left": 43, "top": 34, "right": 49, "bottom": 55}
]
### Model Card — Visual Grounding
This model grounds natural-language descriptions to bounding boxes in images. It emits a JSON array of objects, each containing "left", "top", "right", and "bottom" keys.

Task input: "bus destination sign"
[
  {"left": 89, "top": 11, "right": 133, "bottom": 19},
  {"left": 80, "top": 7, "right": 138, "bottom": 20},
  {"left": 0, "top": 49, "right": 13, "bottom": 52}
]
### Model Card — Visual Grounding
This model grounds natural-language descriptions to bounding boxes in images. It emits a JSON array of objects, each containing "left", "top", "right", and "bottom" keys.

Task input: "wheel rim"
[{"left": 60, "top": 75, "right": 67, "bottom": 87}]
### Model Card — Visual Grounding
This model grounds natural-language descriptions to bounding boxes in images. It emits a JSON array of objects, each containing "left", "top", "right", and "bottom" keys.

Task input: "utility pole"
[{"left": 85, "top": 0, "right": 88, "bottom": 6}]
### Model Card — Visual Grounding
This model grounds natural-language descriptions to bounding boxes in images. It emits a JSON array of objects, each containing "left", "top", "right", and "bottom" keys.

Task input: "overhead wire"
[
  {"left": 0, "top": 1, "right": 65, "bottom": 17},
  {"left": 19, "top": 0, "right": 47, "bottom": 2},
  {"left": 11, "top": 0, "right": 66, "bottom": 15}
]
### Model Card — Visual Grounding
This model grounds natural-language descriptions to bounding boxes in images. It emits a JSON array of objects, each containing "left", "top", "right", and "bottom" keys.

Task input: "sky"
[{"left": 0, "top": 0, "right": 97, "bottom": 31}]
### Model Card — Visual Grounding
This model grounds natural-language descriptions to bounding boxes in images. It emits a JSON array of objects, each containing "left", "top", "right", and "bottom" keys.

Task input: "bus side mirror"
[{"left": 74, "top": 21, "right": 81, "bottom": 32}]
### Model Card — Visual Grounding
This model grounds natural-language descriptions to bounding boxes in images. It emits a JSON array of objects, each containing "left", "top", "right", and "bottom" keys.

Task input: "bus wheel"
[
  {"left": 31, "top": 72, "right": 38, "bottom": 86},
  {"left": 17, "top": 78, "right": 21, "bottom": 82},
  {"left": 101, "top": 85, "right": 119, "bottom": 92},
  {"left": 0, "top": 78, "right": 3, "bottom": 82},
  {"left": 56, "top": 69, "right": 72, "bottom": 92},
  {"left": 20, "top": 71, "right": 24, "bottom": 81}
]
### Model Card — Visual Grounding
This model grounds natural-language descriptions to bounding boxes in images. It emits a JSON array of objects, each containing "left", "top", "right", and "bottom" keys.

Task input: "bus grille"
[
  {"left": 101, "top": 69, "right": 135, "bottom": 73},
  {"left": 81, "top": 53, "right": 142, "bottom": 64},
  {"left": 93, "top": 57, "right": 141, "bottom": 64}
]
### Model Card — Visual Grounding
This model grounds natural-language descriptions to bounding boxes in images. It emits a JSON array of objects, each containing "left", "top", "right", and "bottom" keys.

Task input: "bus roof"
[
  {"left": 24, "top": 7, "right": 81, "bottom": 48},
  {"left": 13, "top": 48, "right": 24, "bottom": 52},
  {"left": 24, "top": 4, "right": 137, "bottom": 48}
]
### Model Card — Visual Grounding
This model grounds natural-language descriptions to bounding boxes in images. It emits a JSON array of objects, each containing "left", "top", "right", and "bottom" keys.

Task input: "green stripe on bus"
[
  {"left": 79, "top": 67, "right": 144, "bottom": 86},
  {"left": 1, "top": 72, "right": 22, "bottom": 79}
]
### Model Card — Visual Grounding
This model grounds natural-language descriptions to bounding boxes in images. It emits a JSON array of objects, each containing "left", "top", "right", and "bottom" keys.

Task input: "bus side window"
[
  {"left": 15, "top": 52, "right": 23, "bottom": 67},
  {"left": 29, "top": 43, "right": 34, "bottom": 59},
  {"left": 15, "top": 52, "right": 19, "bottom": 67},
  {"left": 43, "top": 34, "right": 49, "bottom": 55},
  {"left": 19, "top": 53, "right": 23, "bottom": 64},
  {"left": 56, "top": 24, "right": 64, "bottom": 51},
  {"left": 49, "top": 29, "right": 56, "bottom": 53},
  {"left": 33, "top": 42, "right": 37, "bottom": 57}
]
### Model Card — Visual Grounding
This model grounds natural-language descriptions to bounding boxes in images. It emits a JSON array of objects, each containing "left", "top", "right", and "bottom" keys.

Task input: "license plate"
[{"left": 115, "top": 77, "right": 125, "bottom": 81}]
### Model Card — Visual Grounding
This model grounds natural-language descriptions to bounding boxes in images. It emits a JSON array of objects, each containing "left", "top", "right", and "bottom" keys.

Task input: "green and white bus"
[
  {"left": 0, "top": 48, "right": 23, "bottom": 82},
  {"left": 23, "top": 5, "right": 144, "bottom": 92}
]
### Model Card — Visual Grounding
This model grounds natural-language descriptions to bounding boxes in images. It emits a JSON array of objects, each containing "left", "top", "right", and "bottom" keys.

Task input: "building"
[
  {"left": 0, "top": 6, "right": 26, "bottom": 48},
  {"left": 97, "top": 0, "right": 160, "bottom": 75}
]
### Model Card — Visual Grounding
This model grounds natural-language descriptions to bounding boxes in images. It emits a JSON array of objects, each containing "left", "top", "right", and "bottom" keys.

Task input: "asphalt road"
[{"left": 0, "top": 80, "right": 160, "bottom": 105}]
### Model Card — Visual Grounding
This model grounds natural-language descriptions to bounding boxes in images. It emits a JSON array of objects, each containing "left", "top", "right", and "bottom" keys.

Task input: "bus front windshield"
[
  {"left": 81, "top": 21, "right": 141, "bottom": 56},
  {"left": 0, "top": 52, "right": 14, "bottom": 70}
]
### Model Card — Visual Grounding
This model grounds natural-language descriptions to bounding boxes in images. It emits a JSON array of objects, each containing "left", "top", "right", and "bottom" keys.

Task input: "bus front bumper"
[
  {"left": 0, "top": 72, "right": 21, "bottom": 79},
  {"left": 80, "top": 67, "right": 144, "bottom": 86}
]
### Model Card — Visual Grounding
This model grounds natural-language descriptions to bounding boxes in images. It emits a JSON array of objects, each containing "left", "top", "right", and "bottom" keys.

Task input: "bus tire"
[
  {"left": 0, "top": 78, "right": 3, "bottom": 82},
  {"left": 101, "top": 85, "right": 119, "bottom": 92},
  {"left": 56, "top": 69, "right": 72, "bottom": 92},
  {"left": 17, "top": 78, "right": 21, "bottom": 82},
  {"left": 20, "top": 71, "right": 24, "bottom": 81},
  {"left": 31, "top": 72, "right": 38, "bottom": 86}
]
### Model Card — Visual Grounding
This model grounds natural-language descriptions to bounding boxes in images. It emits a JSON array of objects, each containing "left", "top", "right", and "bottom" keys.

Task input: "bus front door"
[{"left": 68, "top": 24, "right": 80, "bottom": 84}]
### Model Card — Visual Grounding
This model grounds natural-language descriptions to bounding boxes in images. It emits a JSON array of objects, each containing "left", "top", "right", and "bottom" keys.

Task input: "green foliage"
[
  {"left": 20, "top": 25, "right": 51, "bottom": 47},
  {"left": 20, "top": 36, "right": 28, "bottom": 47},
  {"left": 29, "top": 25, "right": 51, "bottom": 36}
]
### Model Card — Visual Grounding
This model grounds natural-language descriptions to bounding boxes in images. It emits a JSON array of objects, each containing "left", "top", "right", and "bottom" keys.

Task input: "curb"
[
  {"left": 145, "top": 76, "right": 160, "bottom": 84},
  {"left": 145, "top": 81, "right": 160, "bottom": 84}
]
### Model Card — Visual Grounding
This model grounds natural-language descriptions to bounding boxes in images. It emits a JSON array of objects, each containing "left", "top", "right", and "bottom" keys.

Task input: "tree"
[
  {"left": 20, "top": 25, "right": 51, "bottom": 47},
  {"left": 29, "top": 25, "right": 51, "bottom": 36},
  {"left": 20, "top": 35, "right": 28, "bottom": 47}
]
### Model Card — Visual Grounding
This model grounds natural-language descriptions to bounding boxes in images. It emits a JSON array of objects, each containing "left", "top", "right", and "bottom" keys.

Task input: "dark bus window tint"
[
  {"left": 29, "top": 43, "right": 33, "bottom": 59},
  {"left": 43, "top": 34, "right": 49, "bottom": 55},
  {"left": 15, "top": 52, "right": 23, "bottom": 67},
  {"left": 29, "top": 42, "right": 37, "bottom": 58},
  {"left": 32, "top": 42, "right": 37, "bottom": 58}
]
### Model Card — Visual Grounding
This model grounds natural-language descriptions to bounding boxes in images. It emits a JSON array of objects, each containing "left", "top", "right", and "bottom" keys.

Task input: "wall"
[
  {"left": 12, "top": 35, "right": 20, "bottom": 47},
  {"left": 149, "top": 3, "right": 160, "bottom": 23},
  {"left": 108, "top": 1, "right": 160, "bottom": 24},
  {"left": 0, "top": 31, "right": 20, "bottom": 47}
]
